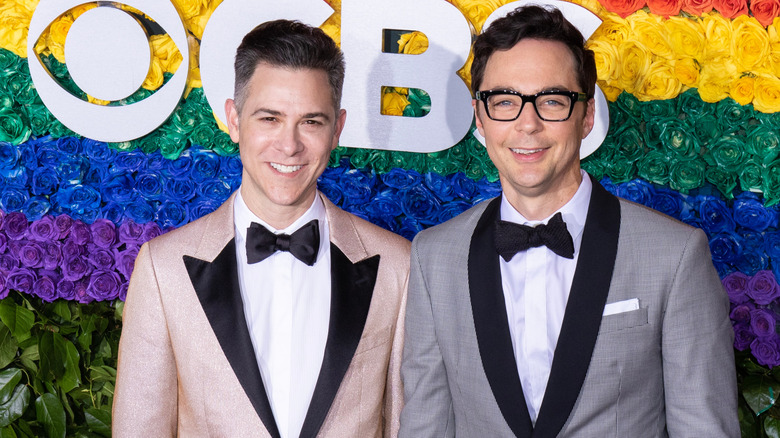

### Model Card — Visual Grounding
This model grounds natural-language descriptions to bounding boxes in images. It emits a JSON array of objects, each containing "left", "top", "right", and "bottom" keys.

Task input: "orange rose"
[
  {"left": 751, "top": 0, "right": 780, "bottom": 27},
  {"left": 647, "top": 0, "right": 682, "bottom": 17},
  {"left": 600, "top": 0, "right": 647, "bottom": 18},
  {"left": 712, "top": 0, "right": 749, "bottom": 18},
  {"left": 682, "top": 0, "right": 714, "bottom": 14}
]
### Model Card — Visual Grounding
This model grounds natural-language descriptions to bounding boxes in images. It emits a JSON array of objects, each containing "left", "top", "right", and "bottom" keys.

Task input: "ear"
[
  {"left": 331, "top": 108, "right": 347, "bottom": 151},
  {"left": 581, "top": 98, "right": 595, "bottom": 139},
  {"left": 473, "top": 99, "right": 486, "bottom": 138},
  {"left": 225, "top": 99, "right": 240, "bottom": 143}
]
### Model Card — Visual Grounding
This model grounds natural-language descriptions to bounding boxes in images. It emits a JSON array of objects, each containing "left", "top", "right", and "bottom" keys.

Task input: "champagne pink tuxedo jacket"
[{"left": 113, "top": 192, "right": 410, "bottom": 437}]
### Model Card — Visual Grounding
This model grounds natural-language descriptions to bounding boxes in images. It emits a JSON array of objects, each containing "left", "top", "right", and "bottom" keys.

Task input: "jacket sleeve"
[
  {"left": 383, "top": 271, "right": 408, "bottom": 437},
  {"left": 112, "top": 242, "right": 178, "bottom": 437}
]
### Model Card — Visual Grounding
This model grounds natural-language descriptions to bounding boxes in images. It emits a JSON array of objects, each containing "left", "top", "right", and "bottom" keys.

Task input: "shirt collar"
[{"left": 499, "top": 170, "right": 591, "bottom": 242}]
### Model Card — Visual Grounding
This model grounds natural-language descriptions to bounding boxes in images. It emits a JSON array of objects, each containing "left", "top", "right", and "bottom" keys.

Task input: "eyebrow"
[
  {"left": 250, "top": 107, "right": 331, "bottom": 122},
  {"left": 487, "top": 85, "right": 574, "bottom": 93}
]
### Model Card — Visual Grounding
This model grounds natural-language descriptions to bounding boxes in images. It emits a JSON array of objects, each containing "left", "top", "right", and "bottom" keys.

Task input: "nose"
[
  {"left": 276, "top": 123, "right": 305, "bottom": 155},
  {"left": 513, "top": 100, "right": 543, "bottom": 133}
]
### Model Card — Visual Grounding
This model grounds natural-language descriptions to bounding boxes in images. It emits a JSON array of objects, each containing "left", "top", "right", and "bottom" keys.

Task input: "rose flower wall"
[{"left": 0, "top": 0, "right": 779, "bottom": 435}]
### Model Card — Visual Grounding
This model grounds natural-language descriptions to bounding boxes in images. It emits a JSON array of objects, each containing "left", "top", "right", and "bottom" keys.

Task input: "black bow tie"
[
  {"left": 246, "top": 219, "right": 320, "bottom": 266},
  {"left": 494, "top": 212, "right": 574, "bottom": 261}
]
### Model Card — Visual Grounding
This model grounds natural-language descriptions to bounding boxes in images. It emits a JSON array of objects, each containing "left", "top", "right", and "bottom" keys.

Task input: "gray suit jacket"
[{"left": 400, "top": 176, "right": 739, "bottom": 437}]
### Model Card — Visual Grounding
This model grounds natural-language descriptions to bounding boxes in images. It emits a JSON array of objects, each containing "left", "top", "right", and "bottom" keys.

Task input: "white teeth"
[
  {"left": 270, "top": 163, "right": 302, "bottom": 173},
  {"left": 511, "top": 148, "right": 543, "bottom": 155}
]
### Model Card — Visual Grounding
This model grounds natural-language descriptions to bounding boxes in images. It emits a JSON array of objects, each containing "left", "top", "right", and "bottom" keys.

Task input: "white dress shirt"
[
  {"left": 233, "top": 190, "right": 331, "bottom": 438},
  {"left": 499, "top": 171, "right": 592, "bottom": 424}
]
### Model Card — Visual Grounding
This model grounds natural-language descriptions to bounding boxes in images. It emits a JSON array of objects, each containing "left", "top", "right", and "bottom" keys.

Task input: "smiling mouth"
[
  {"left": 270, "top": 163, "right": 303, "bottom": 173},
  {"left": 510, "top": 148, "right": 545, "bottom": 155}
]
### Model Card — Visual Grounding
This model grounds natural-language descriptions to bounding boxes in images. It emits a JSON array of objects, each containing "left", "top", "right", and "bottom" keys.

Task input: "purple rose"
[
  {"left": 54, "top": 214, "right": 73, "bottom": 239},
  {"left": 70, "top": 221, "right": 91, "bottom": 245},
  {"left": 119, "top": 221, "right": 145, "bottom": 246},
  {"left": 87, "top": 270, "right": 121, "bottom": 301},
  {"left": 87, "top": 245, "right": 115, "bottom": 270},
  {"left": 3, "top": 212, "right": 28, "bottom": 239},
  {"left": 0, "top": 234, "right": 7, "bottom": 254},
  {"left": 42, "top": 242, "right": 62, "bottom": 271},
  {"left": 33, "top": 276, "right": 57, "bottom": 302},
  {"left": 747, "top": 270, "right": 780, "bottom": 305},
  {"left": 0, "top": 209, "right": 4, "bottom": 229},
  {"left": 62, "top": 239, "right": 84, "bottom": 260},
  {"left": 74, "top": 279, "right": 92, "bottom": 304},
  {"left": 733, "top": 323, "right": 755, "bottom": 351},
  {"left": 28, "top": 215, "right": 57, "bottom": 242},
  {"left": 730, "top": 303, "right": 754, "bottom": 324},
  {"left": 18, "top": 241, "right": 43, "bottom": 268},
  {"left": 119, "top": 281, "right": 128, "bottom": 301},
  {"left": 116, "top": 248, "right": 138, "bottom": 280},
  {"left": 7, "top": 267, "right": 36, "bottom": 293},
  {"left": 91, "top": 219, "right": 117, "bottom": 249},
  {"left": 750, "top": 308, "right": 778, "bottom": 338},
  {"left": 62, "top": 255, "right": 90, "bottom": 281},
  {"left": 142, "top": 222, "right": 162, "bottom": 242},
  {"left": 0, "top": 254, "right": 19, "bottom": 272},
  {"left": 751, "top": 335, "right": 780, "bottom": 367},
  {"left": 57, "top": 278, "right": 76, "bottom": 301}
]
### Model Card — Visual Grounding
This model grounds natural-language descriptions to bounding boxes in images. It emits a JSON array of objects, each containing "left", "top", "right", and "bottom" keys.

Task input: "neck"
[
  {"left": 241, "top": 189, "right": 317, "bottom": 230},
  {"left": 505, "top": 173, "right": 583, "bottom": 221}
]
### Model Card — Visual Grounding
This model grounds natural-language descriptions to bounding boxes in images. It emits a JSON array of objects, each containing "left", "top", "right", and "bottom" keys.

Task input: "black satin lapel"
[
  {"left": 183, "top": 240, "right": 280, "bottom": 438},
  {"left": 533, "top": 178, "right": 621, "bottom": 438},
  {"left": 298, "top": 244, "right": 379, "bottom": 438},
  {"left": 469, "top": 197, "right": 533, "bottom": 438}
]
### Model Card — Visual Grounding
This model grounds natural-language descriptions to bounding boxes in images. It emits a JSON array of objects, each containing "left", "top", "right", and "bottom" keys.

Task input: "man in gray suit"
[{"left": 399, "top": 5, "right": 739, "bottom": 437}]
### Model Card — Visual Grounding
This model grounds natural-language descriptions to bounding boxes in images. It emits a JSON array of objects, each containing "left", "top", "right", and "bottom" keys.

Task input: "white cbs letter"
[
  {"left": 340, "top": 0, "right": 473, "bottom": 153},
  {"left": 200, "top": 0, "right": 334, "bottom": 125}
]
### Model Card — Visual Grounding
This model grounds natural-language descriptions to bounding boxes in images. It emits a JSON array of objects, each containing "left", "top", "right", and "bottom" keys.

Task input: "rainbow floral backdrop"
[{"left": 1, "top": 0, "right": 780, "bottom": 435}]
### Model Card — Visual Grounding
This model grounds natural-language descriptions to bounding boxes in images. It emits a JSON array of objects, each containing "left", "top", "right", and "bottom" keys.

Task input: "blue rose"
[
  {"left": 648, "top": 186, "right": 683, "bottom": 219},
  {"left": 766, "top": 231, "right": 780, "bottom": 260},
  {"left": 734, "top": 196, "right": 775, "bottom": 232},
  {"left": 709, "top": 231, "right": 743, "bottom": 264},
  {"left": 197, "top": 178, "right": 233, "bottom": 202},
  {"left": 400, "top": 185, "right": 441, "bottom": 225},
  {"left": 424, "top": 172, "right": 455, "bottom": 202},
  {"left": 101, "top": 202, "right": 125, "bottom": 224},
  {"left": 157, "top": 200, "right": 189, "bottom": 229},
  {"left": 56, "top": 137, "right": 82, "bottom": 155},
  {"left": 83, "top": 163, "right": 110, "bottom": 185},
  {"left": 52, "top": 184, "right": 101, "bottom": 216},
  {"left": 599, "top": 177, "right": 619, "bottom": 196},
  {"left": 450, "top": 172, "right": 477, "bottom": 200},
  {"left": 698, "top": 197, "right": 736, "bottom": 235},
  {"left": 188, "top": 198, "right": 223, "bottom": 221},
  {"left": 35, "top": 141, "right": 63, "bottom": 168},
  {"left": 124, "top": 200, "right": 155, "bottom": 224},
  {"left": 365, "top": 189, "right": 403, "bottom": 221},
  {"left": 220, "top": 154, "right": 243, "bottom": 179},
  {"left": 397, "top": 216, "right": 423, "bottom": 241},
  {"left": 111, "top": 149, "right": 146, "bottom": 174},
  {"left": 146, "top": 152, "right": 167, "bottom": 173},
  {"left": 31, "top": 167, "right": 59, "bottom": 196},
  {"left": 0, "top": 142, "right": 20, "bottom": 178},
  {"left": 318, "top": 173, "right": 344, "bottom": 205},
  {"left": 135, "top": 172, "right": 164, "bottom": 201},
  {"left": 56, "top": 155, "right": 89, "bottom": 185},
  {"left": 339, "top": 169, "right": 376, "bottom": 207},
  {"left": 165, "top": 149, "right": 193, "bottom": 177},
  {"left": 0, "top": 187, "right": 28, "bottom": 211},
  {"left": 19, "top": 140, "right": 38, "bottom": 171},
  {"left": 381, "top": 168, "right": 422, "bottom": 189},
  {"left": 164, "top": 177, "right": 197, "bottom": 202},
  {"left": 472, "top": 177, "right": 502, "bottom": 205},
  {"left": 101, "top": 174, "right": 135, "bottom": 204},
  {"left": 616, "top": 179, "right": 654, "bottom": 206},
  {"left": 190, "top": 148, "right": 221, "bottom": 180},
  {"left": 437, "top": 200, "right": 472, "bottom": 223},
  {"left": 82, "top": 138, "right": 116, "bottom": 164},
  {"left": 22, "top": 196, "right": 51, "bottom": 221}
]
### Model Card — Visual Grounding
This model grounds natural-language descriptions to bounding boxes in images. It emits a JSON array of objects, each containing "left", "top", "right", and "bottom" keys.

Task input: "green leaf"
[
  {"left": 0, "top": 327, "right": 18, "bottom": 369},
  {"left": 0, "top": 370, "right": 22, "bottom": 405},
  {"left": 18, "top": 346, "right": 38, "bottom": 375},
  {"left": 84, "top": 407, "right": 111, "bottom": 437},
  {"left": 114, "top": 302, "right": 124, "bottom": 321},
  {"left": 0, "top": 385, "right": 29, "bottom": 427},
  {"left": 0, "top": 426, "right": 17, "bottom": 438},
  {"left": 0, "top": 302, "right": 34, "bottom": 343},
  {"left": 39, "top": 332, "right": 64, "bottom": 380},
  {"left": 743, "top": 375, "right": 779, "bottom": 416},
  {"left": 50, "top": 302, "right": 70, "bottom": 323},
  {"left": 35, "top": 393, "right": 65, "bottom": 438},
  {"left": 767, "top": 415, "right": 780, "bottom": 438},
  {"left": 57, "top": 335, "right": 80, "bottom": 393},
  {"left": 89, "top": 366, "right": 116, "bottom": 383}
]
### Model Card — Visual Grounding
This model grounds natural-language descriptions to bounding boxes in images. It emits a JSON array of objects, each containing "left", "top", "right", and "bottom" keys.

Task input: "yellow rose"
[
  {"left": 321, "top": 14, "right": 341, "bottom": 47},
  {"left": 617, "top": 39, "right": 652, "bottom": 94},
  {"left": 697, "top": 60, "right": 736, "bottom": 102},
  {"left": 590, "top": 15, "right": 630, "bottom": 46},
  {"left": 150, "top": 34, "right": 183, "bottom": 74},
  {"left": 568, "top": 0, "right": 607, "bottom": 16},
  {"left": 0, "top": 17, "right": 28, "bottom": 57},
  {"left": 325, "top": 0, "right": 341, "bottom": 11},
  {"left": 398, "top": 31, "right": 429, "bottom": 55},
  {"left": 731, "top": 15, "right": 770, "bottom": 72},
  {"left": 729, "top": 75, "right": 755, "bottom": 106},
  {"left": 587, "top": 39, "right": 620, "bottom": 83},
  {"left": 186, "top": 34, "right": 201, "bottom": 96},
  {"left": 457, "top": 52, "right": 474, "bottom": 91},
  {"left": 142, "top": 57, "right": 165, "bottom": 91},
  {"left": 45, "top": 14, "right": 73, "bottom": 63},
  {"left": 628, "top": 11, "right": 673, "bottom": 60},
  {"left": 69, "top": 3, "right": 97, "bottom": 19},
  {"left": 186, "top": 10, "right": 211, "bottom": 40},
  {"left": 768, "top": 45, "right": 780, "bottom": 77},
  {"left": 665, "top": 16, "right": 704, "bottom": 60},
  {"left": 753, "top": 75, "right": 780, "bottom": 112},
  {"left": 171, "top": 0, "right": 202, "bottom": 20},
  {"left": 87, "top": 94, "right": 110, "bottom": 106},
  {"left": 769, "top": 16, "right": 780, "bottom": 44},
  {"left": 381, "top": 87, "right": 411, "bottom": 116},
  {"left": 598, "top": 82, "right": 622, "bottom": 101},
  {"left": 634, "top": 60, "right": 681, "bottom": 101},
  {"left": 450, "top": 0, "right": 505, "bottom": 31},
  {"left": 701, "top": 12, "right": 732, "bottom": 61},
  {"left": 673, "top": 57, "right": 700, "bottom": 86}
]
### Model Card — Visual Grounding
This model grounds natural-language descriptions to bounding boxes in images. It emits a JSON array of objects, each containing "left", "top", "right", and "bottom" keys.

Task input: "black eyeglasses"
[{"left": 475, "top": 89, "right": 588, "bottom": 122}]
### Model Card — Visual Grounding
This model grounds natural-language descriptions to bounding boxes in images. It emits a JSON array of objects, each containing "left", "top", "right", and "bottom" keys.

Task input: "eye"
[
  {"left": 27, "top": 1, "right": 189, "bottom": 142},
  {"left": 538, "top": 95, "right": 568, "bottom": 107}
]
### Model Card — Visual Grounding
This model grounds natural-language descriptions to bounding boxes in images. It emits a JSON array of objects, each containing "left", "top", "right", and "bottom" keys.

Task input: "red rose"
[
  {"left": 682, "top": 0, "right": 714, "bottom": 15},
  {"left": 601, "top": 0, "right": 647, "bottom": 17},
  {"left": 648, "top": 0, "right": 683, "bottom": 16},
  {"left": 713, "top": 0, "right": 749, "bottom": 18},
  {"left": 751, "top": 0, "right": 780, "bottom": 26}
]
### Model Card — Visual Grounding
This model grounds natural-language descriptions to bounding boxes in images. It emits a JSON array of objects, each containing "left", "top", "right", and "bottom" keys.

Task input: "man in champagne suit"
[
  {"left": 399, "top": 5, "right": 739, "bottom": 437},
  {"left": 113, "top": 20, "right": 410, "bottom": 437}
]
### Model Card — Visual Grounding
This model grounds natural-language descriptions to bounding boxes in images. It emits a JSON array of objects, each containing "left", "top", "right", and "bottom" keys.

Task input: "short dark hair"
[
  {"left": 233, "top": 20, "right": 345, "bottom": 113},
  {"left": 470, "top": 5, "right": 596, "bottom": 99}
]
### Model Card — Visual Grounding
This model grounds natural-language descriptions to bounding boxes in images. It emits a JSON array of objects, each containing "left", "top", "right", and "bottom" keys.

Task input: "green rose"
[
  {"left": 660, "top": 119, "right": 699, "bottom": 158},
  {"left": 119, "top": 87, "right": 153, "bottom": 105},
  {"left": 349, "top": 148, "right": 372, "bottom": 168},
  {"left": 328, "top": 146, "right": 346, "bottom": 166},
  {"left": 427, "top": 149, "right": 460, "bottom": 175},
  {"left": 212, "top": 131, "right": 238, "bottom": 156},
  {"left": 47, "top": 118, "right": 76, "bottom": 139},
  {"left": 677, "top": 88, "right": 714, "bottom": 119},
  {"left": 0, "top": 109, "right": 30, "bottom": 144},
  {"left": 615, "top": 125, "right": 645, "bottom": 162},
  {"left": 669, "top": 157, "right": 705, "bottom": 193},
  {"left": 368, "top": 150, "right": 393, "bottom": 173},
  {"left": 692, "top": 114, "right": 722, "bottom": 147},
  {"left": 189, "top": 124, "right": 216, "bottom": 148},
  {"left": 0, "top": 49, "right": 20, "bottom": 74},
  {"left": 15, "top": 82, "right": 38, "bottom": 106},
  {"left": 607, "top": 152, "right": 636, "bottom": 183},
  {"left": 746, "top": 124, "right": 780, "bottom": 164},
  {"left": 636, "top": 149, "right": 670, "bottom": 185},
  {"left": 614, "top": 92, "right": 642, "bottom": 123},
  {"left": 21, "top": 103, "right": 53, "bottom": 137},
  {"left": 581, "top": 151, "right": 608, "bottom": 179},
  {"left": 739, "top": 159, "right": 764, "bottom": 192},
  {"left": 109, "top": 141, "right": 137, "bottom": 152},
  {"left": 642, "top": 118, "right": 667, "bottom": 150},
  {"left": 716, "top": 98, "right": 755, "bottom": 134},
  {"left": 640, "top": 98, "right": 677, "bottom": 121},
  {"left": 137, "top": 132, "right": 165, "bottom": 155},
  {"left": 400, "top": 151, "right": 427, "bottom": 172},
  {"left": 0, "top": 72, "right": 30, "bottom": 99},
  {"left": 403, "top": 88, "right": 431, "bottom": 117},
  {"left": 704, "top": 135, "right": 747, "bottom": 172},
  {"left": 704, "top": 166, "right": 736, "bottom": 199},
  {"left": 0, "top": 91, "right": 14, "bottom": 113},
  {"left": 762, "top": 159, "right": 780, "bottom": 206},
  {"left": 479, "top": 158, "right": 499, "bottom": 182}
]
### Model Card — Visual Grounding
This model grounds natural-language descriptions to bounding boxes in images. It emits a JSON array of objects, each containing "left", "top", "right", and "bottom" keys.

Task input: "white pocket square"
[{"left": 603, "top": 298, "right": 640, "bottom": 316}]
